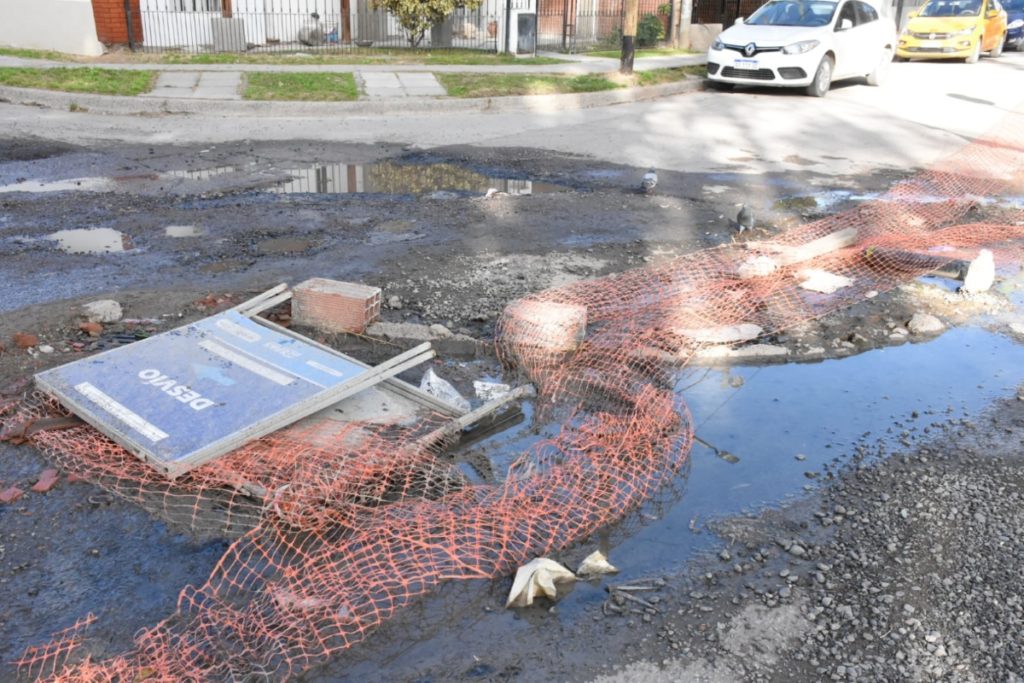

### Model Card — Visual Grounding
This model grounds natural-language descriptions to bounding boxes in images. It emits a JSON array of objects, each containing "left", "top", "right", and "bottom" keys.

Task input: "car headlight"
[
  {"left": 952, "top": 27, "right": 974, "bottom": 36},
  {"left": 1008, "top": 18, "right": 1023, "bottom": 29},
  {"left": 782, "top": 39, "right": 820, "bottom": 54},
  {"left": 711, "top": 38, "right": 725, "bottom": 50}
]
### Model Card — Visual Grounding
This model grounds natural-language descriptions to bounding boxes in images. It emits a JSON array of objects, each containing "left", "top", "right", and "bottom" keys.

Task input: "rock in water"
[{"left": 961, "top": 249, "right": 995, "bottom": 295}]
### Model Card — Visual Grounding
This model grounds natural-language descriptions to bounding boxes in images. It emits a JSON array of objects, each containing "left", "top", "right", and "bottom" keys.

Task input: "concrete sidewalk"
[{"left": 0, "top": 51, "right": 707, "bottom": 106}]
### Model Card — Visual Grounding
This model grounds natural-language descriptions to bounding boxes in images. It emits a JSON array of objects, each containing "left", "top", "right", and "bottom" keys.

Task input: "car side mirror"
[
  {"left": 907, "top": 9, "right": 918, "bottom": 17},
  {"left": 837, "top": 17, "right": 854, "bottom": 29},
  {"left": 734, "top": 16, "right": 744, "bottom": 24}
]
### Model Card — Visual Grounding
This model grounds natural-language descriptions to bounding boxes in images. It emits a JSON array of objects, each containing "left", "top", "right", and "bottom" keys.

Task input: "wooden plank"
[
  {"left": 745, "top": 227, "right": 860, "bottom": 266},
  {"left": 230, "top": 283, "right": 289, "bottom": 315}
]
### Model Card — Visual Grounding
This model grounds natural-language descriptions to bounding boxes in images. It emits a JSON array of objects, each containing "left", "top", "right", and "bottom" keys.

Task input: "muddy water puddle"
[
  {"left": 47, "top": 228, "right": 131, "bottom": 254},
  {"left": 0, "top": 161, "right": 563, "bottom": 197},
  {"left": 463, "top": 326, "right": 1024, "bottom": 619}
]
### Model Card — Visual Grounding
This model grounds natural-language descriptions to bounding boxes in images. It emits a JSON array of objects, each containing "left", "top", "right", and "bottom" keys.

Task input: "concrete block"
[
  {"left": 505, "top": 300, "right": 587, "bottom": 352},
  {"left": 292, "top": 278, "right": 381, "bottom": 334},
  {"left": 212, "top": 17, "right": 247, "bottom": 52},
  {"left": 689, "top": 23, "right": 723, "bottom": 52}
]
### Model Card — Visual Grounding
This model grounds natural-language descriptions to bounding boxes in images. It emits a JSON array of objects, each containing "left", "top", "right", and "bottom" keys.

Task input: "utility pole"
[
  {"left": 620, "top": 0, "right": 639, "bottom": 74},
  {"left": 223, "top": 0, "right": 233, "bottom": 18}
]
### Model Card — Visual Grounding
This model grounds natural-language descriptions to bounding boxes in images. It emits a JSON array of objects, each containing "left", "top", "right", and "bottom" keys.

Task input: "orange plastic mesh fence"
[{"left": 4, "top": 105, "right": 1024, "bottom": 681}]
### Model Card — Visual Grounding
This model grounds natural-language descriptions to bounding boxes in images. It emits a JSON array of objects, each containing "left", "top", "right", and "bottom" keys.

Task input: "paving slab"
[{"left": 359, "top": 71, "right": 445, "bottom": 99}]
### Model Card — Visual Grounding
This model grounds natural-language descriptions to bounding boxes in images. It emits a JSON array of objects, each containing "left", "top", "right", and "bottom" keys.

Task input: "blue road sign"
[{"left": 35, "top": 311, "right": 367, "bottom": 477}]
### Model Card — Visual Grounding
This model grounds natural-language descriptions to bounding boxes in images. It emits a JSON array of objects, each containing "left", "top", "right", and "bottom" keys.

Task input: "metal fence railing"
[
  {"left": 535, "top": 0, "right": 671, "bottom": 52},
  {"left": 133, "top": 0, "right": 503, "bottom": 53}
]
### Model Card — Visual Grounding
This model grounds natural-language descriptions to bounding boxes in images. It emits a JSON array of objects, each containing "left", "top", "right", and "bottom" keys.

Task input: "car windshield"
[
  {"left": 745, "top": 0, "right": 839, "bottom": 26},
  {"left": 918, "top": 0, "right": 983, "bottom": 16}
]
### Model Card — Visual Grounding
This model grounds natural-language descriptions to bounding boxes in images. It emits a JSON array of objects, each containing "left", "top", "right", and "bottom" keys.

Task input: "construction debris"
[
  {"left": 473, "top": 380, "right": 511, "bottom": 402},
  {"left": 798, "top": 269, "right": 854, "bottom": 294},
  {"left": 34, "top": 285, "right": 435, "bottom": 478},
  {"left": 962, "top": 249, "right": 996, "bottom": 294},
  {"left": 291, "top": 278, "right": 382, "bottom": 333},
  {"left": 577, "top": 550, "right": 618, "bottom": 578},
  {"left": 419, "top": 367, "right": 471, "bottom": 412},
  {"left": 506, "top": 558, "right": 577, "bottom": 608}
]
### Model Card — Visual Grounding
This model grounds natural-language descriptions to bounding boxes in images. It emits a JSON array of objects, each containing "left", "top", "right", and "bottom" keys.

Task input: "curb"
[{"left": 0, "top": 78, "right": 705, "bottom": 117}]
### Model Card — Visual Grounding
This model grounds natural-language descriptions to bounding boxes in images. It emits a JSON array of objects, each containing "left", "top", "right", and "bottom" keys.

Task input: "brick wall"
[{"left": 90, "top": 0, "right": 143, "bottom": 44}]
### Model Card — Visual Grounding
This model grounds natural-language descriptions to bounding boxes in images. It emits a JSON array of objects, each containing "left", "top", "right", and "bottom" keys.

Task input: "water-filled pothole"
[
  {"left": 465, "top": 326, "right": 1024, "bottom": 619},
  {"left": 47, "top": 228, "right": 131, "bottom": 254},
  {"left": 165, "top": 225, "right": 205, "bottom": 238},
  {"left": 267, "top": 161, "right": 562, "bottom": 196},
  {"left": 0, "top": 162, "right": 563, "bottom": 197}
]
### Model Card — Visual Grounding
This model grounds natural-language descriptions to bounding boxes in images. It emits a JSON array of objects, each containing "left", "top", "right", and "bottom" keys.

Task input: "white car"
[{"left": 706, "top": 0, "right": 897, "bottom": 96}]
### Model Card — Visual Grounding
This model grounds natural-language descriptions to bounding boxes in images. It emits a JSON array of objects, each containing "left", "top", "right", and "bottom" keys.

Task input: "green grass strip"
[
  {"left": 243, "top": 72, "right": 358, "bottom": 101},
  {"left": 584, "top": 48, "right": 697, "bottom": 59},
  {"left": 0, "top": 67, "right": 156, "bottom": 95},
  {"left": 437, "top": 72, "right": 622, "bottom": 98},
  {"left": 634, "top": 65, "right": 706, "bottom": 86},
  {"left": 0, "top": 46, "right": 72, "bottom": 61}
]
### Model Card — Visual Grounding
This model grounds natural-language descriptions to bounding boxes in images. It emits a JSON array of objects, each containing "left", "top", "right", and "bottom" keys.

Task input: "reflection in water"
[
  {"left": 269, "top": 162, "right": 559, "bottom": 196},
  {"left": 48, "top": 228, "right": 130, "bottom": 254},
  {"left": 3, "top": 162, "right": 561, "bottom": 197},
  {"left": 0, "top": 177, "right": 114, "bottom": 193},
  {"left": 165, "top": 225, "right": 205, "bottom": 238}
]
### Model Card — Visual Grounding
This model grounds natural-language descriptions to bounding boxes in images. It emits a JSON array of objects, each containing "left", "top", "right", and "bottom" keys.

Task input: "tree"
[{"left": 373, "top": 0, "right": 484, "bottom": 47}]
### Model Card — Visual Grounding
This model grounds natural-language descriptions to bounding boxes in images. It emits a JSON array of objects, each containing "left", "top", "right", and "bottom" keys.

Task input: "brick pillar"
[{"left": 91, "top": 0, "right": 144, "bottom": 45}]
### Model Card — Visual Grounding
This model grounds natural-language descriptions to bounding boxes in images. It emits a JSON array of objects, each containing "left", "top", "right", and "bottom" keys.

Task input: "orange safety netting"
[{"left": 4, "top": 105, "right": 1024, "bottom": 682}]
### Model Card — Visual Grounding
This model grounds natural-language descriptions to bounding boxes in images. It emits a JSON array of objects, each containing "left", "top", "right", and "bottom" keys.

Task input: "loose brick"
[
  {"left": 13, "top": 332, "right": 39, "bottom": 349},
  {"left": 292, "top": 279, "right": 382, "bottom": 334},
  {"left": 0, "top": 486, "right": 24, "bottom": 504},
  {"left": 31, "top": 469, "right": 60, "bottom": 494}
]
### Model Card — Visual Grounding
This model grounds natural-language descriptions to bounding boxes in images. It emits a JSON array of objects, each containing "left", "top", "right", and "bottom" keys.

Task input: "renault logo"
[
  {"left": 743, "top": 43, "right": 757, "bottom": 57},
  {"left": 929, "top": 32, "right": 936, "bottom": 39}
]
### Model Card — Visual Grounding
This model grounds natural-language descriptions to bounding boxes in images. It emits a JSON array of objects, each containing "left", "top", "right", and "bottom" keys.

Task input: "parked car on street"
[
  {"left": 1004, "top": 0, "right": 1024, "bottom": 49},
  {"left": 706, "top": 0, "right": 897, "bottom": 97},
  {"left": 895, "top": 0, "right": 1008, "bottom": 62}
]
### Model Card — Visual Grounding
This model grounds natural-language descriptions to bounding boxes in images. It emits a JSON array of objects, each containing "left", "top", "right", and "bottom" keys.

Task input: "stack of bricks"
[{"left": 292, "top": 279, "right": 382, "bottom": 334}]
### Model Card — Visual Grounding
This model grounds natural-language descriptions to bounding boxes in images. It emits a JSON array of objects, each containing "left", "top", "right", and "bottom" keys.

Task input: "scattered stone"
[
  {"left": 82, "top": 299, "right": 123, "bottom": 324},
  {"left": 797, "top": 269, "right": 854, "bottom": 294},
  {"left": 79, "top": 321, "right": 103, "bottom": 337},
  {"left": 0, "top": 486, "right": 25, "bottom": 504},
  {"left": 906, "top": 313, "right": 944, "bottom": 335},
  {"left": 31, "top": 469, "right": 59, "bottom": 493},
  {"left": 788, "top": 544, "right": 808, "bottom": 558},
  {"left": 386, "top": 295, "right": 403, "bottom": 310},
  {"left": 38, "top": 344, "right": 55, "bottom": 354},
  {"left": 428, "top": 323, "right": 453, "bottom": 338},
  {"left": 719, "top": 549, "right": 732, "bottom": 562}
]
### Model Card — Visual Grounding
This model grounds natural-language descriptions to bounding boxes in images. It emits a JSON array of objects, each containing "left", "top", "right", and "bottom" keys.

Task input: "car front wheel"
[
  {"left": 806, "top": 56, "right": 833, "bottom": 97},
  {"left": 990, "top": 33, "right": 1005, "bottom": 57},
  {"left": 866, "top": 47, "right": 892, "bottom": 86},
  {"left": 965, "top": 38, "right": 981, "bottom": 63}
]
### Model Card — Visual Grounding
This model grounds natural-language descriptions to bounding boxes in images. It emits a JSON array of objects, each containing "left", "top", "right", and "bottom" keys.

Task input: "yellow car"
[{"left": 896, "top": 0, "right": 1008, "bottom": 62}]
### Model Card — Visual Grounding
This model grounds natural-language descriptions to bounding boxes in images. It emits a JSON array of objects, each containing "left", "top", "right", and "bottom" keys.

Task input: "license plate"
[
  {"left": 734, "top": 58, "right": 759, "bottom": 68},
  {"left": 920, "top": 40, "right": 940, "bottom": 48}
]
